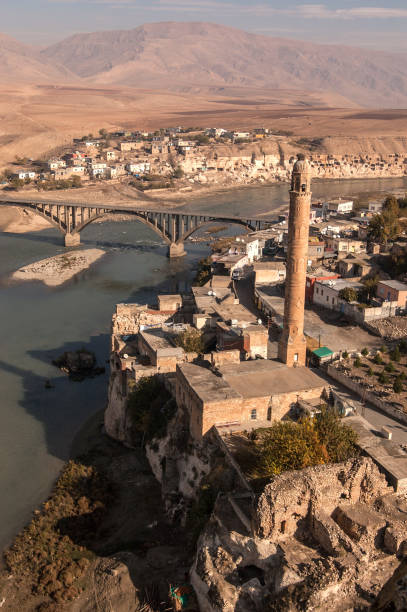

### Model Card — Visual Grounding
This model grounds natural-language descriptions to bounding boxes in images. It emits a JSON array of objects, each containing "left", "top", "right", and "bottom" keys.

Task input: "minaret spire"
[{"left": 278, "top": 154, "right": 312, "bottom": 367}]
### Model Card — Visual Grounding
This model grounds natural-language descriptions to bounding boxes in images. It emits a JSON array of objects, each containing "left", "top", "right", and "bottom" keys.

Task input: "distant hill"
[
  {"left": 0, "top": 32, "right": 75, "bottom": 84},
  {"left": 41, "top": 22, "right": 407, "bottom": 108}
]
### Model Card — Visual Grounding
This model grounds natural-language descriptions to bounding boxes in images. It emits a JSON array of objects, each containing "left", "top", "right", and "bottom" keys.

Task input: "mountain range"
[{"left": 2, "top": 22, "right": 407, "bottom": 108}]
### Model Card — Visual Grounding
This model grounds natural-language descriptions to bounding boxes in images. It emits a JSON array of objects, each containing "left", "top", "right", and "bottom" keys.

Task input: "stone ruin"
[{"left": 191, "top": 457, "right": 407, "bottom": 611}]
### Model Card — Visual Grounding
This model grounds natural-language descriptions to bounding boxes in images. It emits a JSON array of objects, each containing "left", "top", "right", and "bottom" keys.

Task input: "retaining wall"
[{"left": 326, "top": 364, "right": 407, "bottom": 425}]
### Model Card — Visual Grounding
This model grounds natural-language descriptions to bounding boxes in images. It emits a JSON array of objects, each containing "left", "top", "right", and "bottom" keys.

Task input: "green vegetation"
[
  {"left": 393, "top": 377, "right": 404, "bottom": 394},
  {"left": 378, "top": 371, "right": 389, "bottom": 385},
  {"left": 354, "top": 357, "right": 362, "bottom": 368},
  {"left": 338, "top": 287, "right": 358, "bottom": 303},
  {"left": 391, "top": 346, "right": 401, "bottom": 362},
  {"left": 127, "top": 376, "right": 175, "bottom": 444},
  {"left": 361, "top": 348, "right": 369, "bottom": 356},
  {"left": 193, "top": 256, "right": 212, "bottom": 286},
  {"left": 248, "top": 409, "right": 358, "bottom": 478},
  {"left": 368, "top": 196, "right": 400, "bottom": 244},
  {"left": 342, "top": 351, "right": 349, "bottom": 359},
  {"left": 37, "top": 176, "right": 82, "bottom": 191},
  {"left": 175, "top": 327, "right": 204, "bottom": 354},
  {"left": 191, "top": 134, "right": 210, "bottom": 145},
  {"left": 374, "top": 353, "right": 383, "bottom": 365},
  {"left": 385, "top": 362, "right": 395, "bottom": 373},
  {"left": 4, "top": 460, "right": 112, "bottom": 603},
  {"left": 368, "top": 367, "right": 374, "bottom": 376},
  {"left": 172, "top": 166, "right": 184, "bottom": 179}
]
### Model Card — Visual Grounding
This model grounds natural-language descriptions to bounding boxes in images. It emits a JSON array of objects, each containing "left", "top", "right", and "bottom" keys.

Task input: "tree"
[
  {"left": 368, "top": 206, "right": 400, "bottom": 245},
  {"left": 378, "top": 371, "right": 389, "bottom": 385},
  {"left": 339, "top": 287, "right": 358, "bottom": 303},
  {"left": 393, "top": 377, "right": 403, "bottom": 394},
  {"left": 354, "top": 357, "right": 362, "bottom": 368},
  {"left": 374, "top": 353, "right": 383, "bottom": 365},
  {"left": 368, "top": 367, "right": 374, "bottom": 376},
  {"left": 99, "top": 128, "right": 108, "bottom": 138},
  {"left": 172, "top": 166, "right": 184, "bottom": 179},
  {"left": 362, "top": 277, "right": 378, "bottom": 301},
  {"left": 383, "top": 195, "right": 399, "bottom": 216},
  {"left": 385, "top": 362, "right": 395, "bottom": 373},
  {"left": 342, "top": 351, "right": 349, "bottom": 359},
  {"left": 126, "top": 376, "right": 174, "bottom": 443},
  {"left": 361, "top": 348, "right": 369, "bottom": 356},
  {"left": 175, "top": 328, "right": 204, "bottom": 354},
  {"left": 258, "top": 409, "right": 358, "bottom": 477}
]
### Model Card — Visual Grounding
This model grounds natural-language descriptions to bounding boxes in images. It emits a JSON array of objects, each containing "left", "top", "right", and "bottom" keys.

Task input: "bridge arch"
[
  {"left": 73, "top": 210, "right": 172, "bottom": 244},
  {"left": 13, "top": 202, "right": 67, "bottom": 234},
  {"left": 177, "top": 218, "right": 256, "bottom": 244}
]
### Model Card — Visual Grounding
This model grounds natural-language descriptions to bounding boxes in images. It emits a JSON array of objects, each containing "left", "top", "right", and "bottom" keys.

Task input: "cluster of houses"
[{"left": 6, "top": 126, "right": 407, "bottom": 189}]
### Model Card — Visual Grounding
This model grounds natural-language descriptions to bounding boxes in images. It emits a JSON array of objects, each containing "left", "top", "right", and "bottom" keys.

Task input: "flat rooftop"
[
  {"left": 177, "top": 363, "right": 241, "bottom": 404},
  {"left": 140, "top": 328, "right": 184, "bottom": 357},
  {"left": 220, "top": 360, "right": 326, "bottom": 398}
]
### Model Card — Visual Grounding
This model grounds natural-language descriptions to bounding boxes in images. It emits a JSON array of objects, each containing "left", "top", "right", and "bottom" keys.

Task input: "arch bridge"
[{"left": 0, "top": 197, "right": 272, "bottom": 257}]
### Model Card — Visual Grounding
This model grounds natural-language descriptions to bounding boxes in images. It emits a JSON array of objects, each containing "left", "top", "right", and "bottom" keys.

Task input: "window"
[
  {"left": 326, "top": 296, "right": 329, "bottom": 302},
  {"left": 332, "top": 298, "right": 335, "bottom": 304},
  {"left": 316, "top": 287, "right": 319, "bottom": 294},
  {"left": 251, "top": 409, "right": 257, "bottom": 420},
  {"left": 321, "top": 290, "right": 324, "bottom": 296},
  {"left": 294, "top": 353, "right": 299, "bottom": 362}
]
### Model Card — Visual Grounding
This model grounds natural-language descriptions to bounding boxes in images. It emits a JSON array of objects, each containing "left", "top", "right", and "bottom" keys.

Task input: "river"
[{"left": 0, "top": 176, "right": 406, "bottom": 553}]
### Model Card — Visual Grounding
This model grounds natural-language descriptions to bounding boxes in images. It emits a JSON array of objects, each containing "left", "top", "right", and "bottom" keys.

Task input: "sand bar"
[{"left": 12, "top": 249, "right": 105, "bottom": 287}]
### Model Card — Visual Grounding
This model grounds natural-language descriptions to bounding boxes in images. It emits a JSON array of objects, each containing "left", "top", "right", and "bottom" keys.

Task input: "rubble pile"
[{"left": 367, "top": 316, "right": 407, "bottom": 340}]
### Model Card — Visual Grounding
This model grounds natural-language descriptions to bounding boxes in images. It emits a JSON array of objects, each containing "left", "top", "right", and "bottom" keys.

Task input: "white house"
[
  {"left": 228, "top": 236, "right": 261, "bottom": 263},
  {"left": 313, "top": 279, "right": 364, "bottom": 311},
  {"left": 14, "top": 171, "right": 36, "bottom": 180},
  {"left": 323, "top": 199, "right": 354, "bottom": 215},
  {"left": 126, "top": 162, "right": 150, "bottom": 174}
]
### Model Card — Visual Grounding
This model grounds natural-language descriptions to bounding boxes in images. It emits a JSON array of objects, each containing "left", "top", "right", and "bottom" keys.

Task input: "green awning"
[{"left": 312, "top": 346, "right": 334, "bottom": 358}]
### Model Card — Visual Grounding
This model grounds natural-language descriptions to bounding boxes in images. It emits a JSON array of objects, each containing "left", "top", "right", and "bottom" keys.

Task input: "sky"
[{"left": 3, "top": 0, "right": 407, "bottom": 52}]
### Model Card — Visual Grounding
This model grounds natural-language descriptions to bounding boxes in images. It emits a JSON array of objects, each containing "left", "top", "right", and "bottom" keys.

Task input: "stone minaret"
[{"left": 278, "top": 154, "right": 312, "bottom": 367}]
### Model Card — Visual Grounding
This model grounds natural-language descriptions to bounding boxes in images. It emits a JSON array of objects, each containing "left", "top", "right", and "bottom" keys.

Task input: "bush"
[
  {"left": 354, "top": 357, "right": 362, "bottom": 368},
  {"left": 175, "top": 327, "right": 204, "bottom": 353},
  {"left": 368, "top": 367, "right": 374, "bottom": 376},
  {"left": 193, "top": 256, "right": 212, "bottom": 286},
  {"left": 127, "top": 376, "right": 175, "bottom": 443},
  {"left": 172, "top": 166, "right": 184, "bottom": 179},
  {"left": 378, "top": 371, "right": 389, "bottom": 385},
  {"left": 339, "top": 287, "right": 358, "bottom": 303},
  {"left": 361, "top": 348, "right": 369, "bottom": 356},
  {"left": 257, "top": 409, "right": 358, "bottom": 477},
  {"left": 399, "top": 339, "right": 407, "bottom": 353},
  {"left": 391, "top": 346, "right": 401, "bottom": 362},
  {"left": 380, "top": 345, "right": 387, "bottom": 353},
  {"left": 342, "top": 351, "right": 349, "bottom": 359},
  {"left": 385, "top": 362, "right": 395, "bottom": 373},
  {"left": 374, "top": 354, "right": 383, "bottom": 365},
  {"left": 393, "top": 377, "right": 403, "bottom": 394}
]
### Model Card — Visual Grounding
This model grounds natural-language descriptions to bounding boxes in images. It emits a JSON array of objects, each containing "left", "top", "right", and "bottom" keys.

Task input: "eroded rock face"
[{"left": 192, "top": 458, "right": 405, "bottom": 612}]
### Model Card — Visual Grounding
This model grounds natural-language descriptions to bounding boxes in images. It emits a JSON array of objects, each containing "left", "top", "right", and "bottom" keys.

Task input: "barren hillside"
[
  {"left": 42, "top": 22, "right": 407, "bottom": 108},
  {"left": 0, "top": 33, "right": 75, "bottom": 84}
]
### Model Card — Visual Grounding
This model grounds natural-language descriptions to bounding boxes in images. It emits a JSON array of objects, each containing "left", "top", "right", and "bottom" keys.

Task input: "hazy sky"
[{"left": 3, "top": 0, "right": 407, "bottom": 51}]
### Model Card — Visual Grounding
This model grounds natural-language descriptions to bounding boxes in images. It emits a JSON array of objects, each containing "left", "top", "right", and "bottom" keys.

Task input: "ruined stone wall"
[{"left": 255, "top": 457, "right": 390, "bottom": 539}]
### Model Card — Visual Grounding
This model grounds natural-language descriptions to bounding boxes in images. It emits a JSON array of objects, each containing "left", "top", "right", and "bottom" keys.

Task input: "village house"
[
  {"left": 313, "top": 278, "right": 364, "bottom": 311},
  {"left": 376, "top": 280, "right": 407, "bottom": 309},
  {"left": 337, "top": 253, "right": 378, "bottom": 278},
  {"left": 323, "top": 198, "right": 354, "bottom": 215},
  {"left": 305, "top": 268, "right": 340, "bottom": 303},
  {"left": 254, "top": 261, "right": 286, "bottom": 285}
]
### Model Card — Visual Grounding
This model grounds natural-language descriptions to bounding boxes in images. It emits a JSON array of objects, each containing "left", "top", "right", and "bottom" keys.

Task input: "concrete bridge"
[{"left": 0, "top": 196, "right": 272, "bottom": 257}]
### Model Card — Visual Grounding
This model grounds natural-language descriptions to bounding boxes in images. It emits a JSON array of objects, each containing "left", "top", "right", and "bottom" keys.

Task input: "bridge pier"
[
  {"left": 64, "top": 232, "right": 80, "bottom": 247},
  {"left": 168, "top": 242, "right": 186, "bottom": 258}
]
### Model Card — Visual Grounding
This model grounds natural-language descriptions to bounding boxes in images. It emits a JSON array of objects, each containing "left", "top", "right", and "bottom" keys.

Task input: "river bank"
[
  {"left": 0, "top": 410, "right": 194, "bottom": 611},
  {"left": 11, "top": 249, "right": 106, "bottom": 287}
]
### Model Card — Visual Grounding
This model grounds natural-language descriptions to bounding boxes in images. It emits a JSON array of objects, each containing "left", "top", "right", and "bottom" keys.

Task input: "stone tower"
[{"left": 278, "top": 154, "right": 312, "bottom": 367}]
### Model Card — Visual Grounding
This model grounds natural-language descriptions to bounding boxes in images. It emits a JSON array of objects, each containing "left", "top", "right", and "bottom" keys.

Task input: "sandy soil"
[
  {"left": 11, "top": 248, "right": 105, "bottom": 286},
  {"left": 0, "top": 205, "right": 50, "bottom": 233},
  {"left": 1, "top": 83, "right": 407, "bottom": 172}
]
